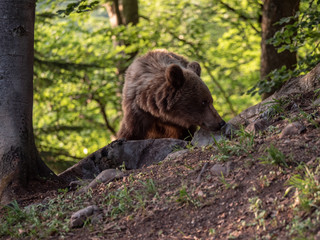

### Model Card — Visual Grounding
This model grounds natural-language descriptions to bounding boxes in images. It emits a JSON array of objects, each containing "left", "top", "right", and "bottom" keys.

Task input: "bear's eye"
[{"left": 202, "top": 100, "right": 208, "bottom": 106}]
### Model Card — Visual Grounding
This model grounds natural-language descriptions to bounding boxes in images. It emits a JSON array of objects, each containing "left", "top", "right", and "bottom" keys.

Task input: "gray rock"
[
  {"left": 69, "top": 179, "right": 92, "bottom": 191},
  {"left": 107, "top": 139, "right": 187, "bottom": 169},
  {"left": 245, "top": 119, "right": 269, "bottom": 135},
  {"left": 279, "top": 122, "right": 306, "bottom": 138},
  {"left": 82, "top": 169, "right": 124, "bottom": 192},
  {"left": 210, "top": 162, "right": 233, "bottom": 177},
  {"left": 164, "top": 149, "right": 189, "bottom": 161},
  {"left": 191, "top": 128, "right": 225, "bottom": 147},
  {"left": 70, "top": 205, "right": 101, "bottom": 228},
  {"left": 59, "top": 138, "right": 187, "bottom": 183},
  {"left": 313, "top": 97, "right": 320, "bottom": 106}
]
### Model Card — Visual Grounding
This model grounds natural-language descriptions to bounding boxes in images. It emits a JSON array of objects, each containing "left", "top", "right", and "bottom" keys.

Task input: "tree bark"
[
  {"left": 261, "top": 0, "right": 300, "bottom": 99},
  {"left": 105, "top": 0, "right": 139, "bottom": 28},
  {"left": 0, "top": 0, "right": 56, "bottom": 204},
  {"left": 104, "top": 0, "right": 139, "bottom": 76}
]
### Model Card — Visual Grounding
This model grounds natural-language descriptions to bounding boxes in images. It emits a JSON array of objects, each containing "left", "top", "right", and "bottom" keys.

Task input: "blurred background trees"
[{"left": 33, "top": 0, "right": 319, "bottom": 173}]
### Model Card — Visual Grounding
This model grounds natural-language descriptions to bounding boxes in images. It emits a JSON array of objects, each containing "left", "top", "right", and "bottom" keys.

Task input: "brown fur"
[{"left": 117, "top": 49, "right": 224, "bottom": 140}]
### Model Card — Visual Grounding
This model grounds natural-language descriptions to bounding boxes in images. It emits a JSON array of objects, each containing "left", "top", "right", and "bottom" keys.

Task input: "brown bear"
[{"left": 117, "top": 49, "right": 225, "bottom": 140}]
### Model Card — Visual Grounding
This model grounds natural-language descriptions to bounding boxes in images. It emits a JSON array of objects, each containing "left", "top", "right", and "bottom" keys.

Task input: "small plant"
[
  {"left": 288, "top": 166, "right": 320, "bottom": 212},
  {"left": 0, "top": 201, "right": 26, "bottom": 237},
  {"left": 259, "top": 175, "right": 271, "bottom": 188},
  {"left": 209, "top": 228, "right": 216, "bottom": 236},
  {"left": 139, "top": 178, "right": 158, "bottom": 196},
  {"left": 176, "top": 185, "right": 201, "bottom": 208},
  {"left": 186, "top": 141, "right": 196, "bottom": 151},
  {"left": 57, "top": 188, "right": 69, "bottom": 194},
  {"left": 299, "top": 110, "right": 319, "bottom": 128},
  {"left": 286, "top": 166, "right": 320, "bottom": 237},
  {"left": 235, "top": 126, "right": 255, "bottom": 152},
  {"left": 266, "top": 125, "right": 281, "bottom": 135},
  {"left": 172, "top": 144, "right": 185, "bottom": 152},
  {"left": 107, "top": 185, "right": 134, "bottom": 218},
  {"left": 264, "top": 98, "right": 290, "bottom": 119},
  {"left": 212, "top": 137, "right": 242, "bottom": 161},
  {"left": 220, "top": 173, "right": 237, "bottom": 190},
  {"left": 0, "top": 193, "right": 76, "bottom": 239},
  {"left": 260, "top": 144, "right": 288, "bottom": 167},
  {"left": 119, "top": 162, "right": 126, "bottom": 171},
  {"left": 248, "top": 197, "right": 267, "bottom": 231}
]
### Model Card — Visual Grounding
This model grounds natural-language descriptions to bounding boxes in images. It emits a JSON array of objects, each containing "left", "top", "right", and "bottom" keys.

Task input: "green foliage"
[
  {"left": 107, "top": 185, "right": 135, "bottom": 217},
  {"left": 260, "top": 144, "right": 288, "bottom": 167},
  {"left": 248, "top": 197, "right": 267, "bottom": 230},
  {"left": 0, "top": 192, "right": 95, "bottom": 238},
  {"left": 211, "top": 127, "right": 254, "bottom": 162},
  {"left": 176, "top": 185, "right": 201, "bottom": 207},
  {"left": 264, "top": 97, "right": 291, "bottom": 119},
  {"left": 220, "top": 172, "right": 238, "bottom": 190},
  {"left": 289, "top": 166, "right": 320, "bottom": 212},
  {"left": 252, "top": 0, "right": 320, "bottom": 95},
  {"left": 104, "top": 178, "right": 159, "bottom": 218},
  {"left": 298, "top": 110, "right": 319, "bottom": 128},
  {"left": 0, "top": 201, "right": 27, "bottom": 237},
  {"left": 287, "top": 166, "right": 320, "bottom": 237},
  {"left": 235, "top": 126, "right": 255, "bottom": 151},
  {"left": 212, "top": 138, "right": 239, "bottom": 162},
  {"left": 139, "top": 178, "right": 158, "bottom": 196},
  {"left": 56, "top": 0, "right": 99, "bottom": 16}
]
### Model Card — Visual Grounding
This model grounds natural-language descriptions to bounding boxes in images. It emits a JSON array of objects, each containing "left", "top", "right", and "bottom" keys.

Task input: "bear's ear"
[
  {"left": 187, "top": 61, "right": 201, "bottom": 77},
  {"left": 165, "top": 64, "right": 185, "bottom": 89}
]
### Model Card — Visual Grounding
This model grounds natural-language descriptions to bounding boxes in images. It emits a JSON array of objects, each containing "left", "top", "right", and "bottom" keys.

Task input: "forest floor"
[{"left": 1, "top": 91, "right": 320, "bottom": 239}]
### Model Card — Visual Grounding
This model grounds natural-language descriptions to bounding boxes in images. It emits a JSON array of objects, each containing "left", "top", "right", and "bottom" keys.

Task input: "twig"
[
  {"left": 217, "top": 0, "right": 261, "bottom": 34},
  {"left": 93, "top": 98, "right": 117, "bottom": 135},
  {"left": 195, "top": 162, "right": 209, "bottom": 184}
]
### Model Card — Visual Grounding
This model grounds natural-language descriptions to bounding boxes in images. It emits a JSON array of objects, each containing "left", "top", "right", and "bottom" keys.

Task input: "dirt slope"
[{"left": 1, "top": 89, "right": 320, "bottom": 240}]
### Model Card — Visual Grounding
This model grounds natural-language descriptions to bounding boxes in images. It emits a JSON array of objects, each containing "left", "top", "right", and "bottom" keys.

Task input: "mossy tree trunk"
[{"left": 0, "top": 0, "right": 56, "bottom": 204}]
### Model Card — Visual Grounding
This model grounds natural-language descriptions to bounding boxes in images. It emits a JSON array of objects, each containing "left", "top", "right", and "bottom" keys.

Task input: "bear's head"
[{"left": 165, "top": 62, "right": 225, "bottom": 131}]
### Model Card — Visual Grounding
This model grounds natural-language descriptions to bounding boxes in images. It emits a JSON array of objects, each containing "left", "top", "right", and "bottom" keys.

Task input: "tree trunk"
[
  {"left": 104, "top": 0, "right": 139, "bottom": 76},
  {"left": 261, "top": 0, "right": 300, "bottom": 99},
  {"left": 105, "top": 0, "right": 139, "bottom": 28},
  {"left": 0, "top": 0, "right": 56, "bottom": 204}
]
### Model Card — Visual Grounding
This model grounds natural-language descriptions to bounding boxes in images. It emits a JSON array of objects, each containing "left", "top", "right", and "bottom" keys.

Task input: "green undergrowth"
[
  {"left": 211, "top": 127, "right": 255, "bottom": 162},
  {"left": 287, "top": 164, "right": 320, "bottom": 238},
  {"left": 0, "top": 177, "right": 160, "bottom": 239}
]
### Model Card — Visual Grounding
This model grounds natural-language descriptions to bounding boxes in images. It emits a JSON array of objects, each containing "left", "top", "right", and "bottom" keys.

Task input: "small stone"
[
  {"left": 279, "top": 122, "right": 306, "bottom": 138},
  {"left": 164, "top": 149, "right": 189, "bottom": 161},
  {"left": 290, "top": 102, "right": 299, "bottom": 111},
  {"left": 210, "top": 162, "right": 233, "bottom": 177},
  {"left": 191, "top": 128, "right": 225, "bottom": 147},
  {"left": 70, "top": 205, "right": 101, "bottom": 228},
  {"left": 84, "top": 169, "right": 124, "bottom": 192},
  {"left": 69, "top": 179, "right": 92, "bottom": 191},
  {"left": 313, "top": 97, "right": 320, "bottom": 106},
  {"left": 315, "top": 230, "right": 320, "bottom": 240},
  {"left": 222, "top": 123, "right": 237, "bottom": 138},
  {"left": 245, "top": 119, "right": 269, "bottom": 135}
]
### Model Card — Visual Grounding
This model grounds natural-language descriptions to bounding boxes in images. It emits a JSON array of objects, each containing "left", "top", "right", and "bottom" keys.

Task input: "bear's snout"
[
  {"left": 201, "top": 120, "right": 224, "bottom": 131},
  {"left": 219, "top": 120, "right": 226, "bottom": 128}
]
